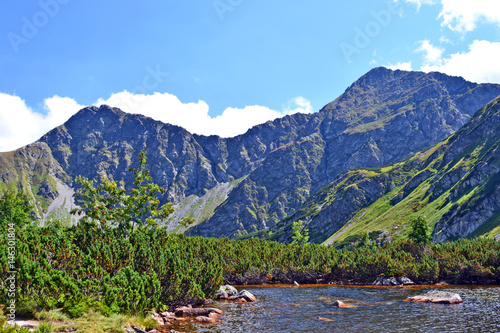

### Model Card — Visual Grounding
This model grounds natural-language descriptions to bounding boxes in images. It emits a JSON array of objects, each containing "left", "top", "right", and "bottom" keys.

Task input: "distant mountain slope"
[
  {"left": 0, "top": 142, "right": 70, "bottom": 219},
  {"left": 1, "top": 67, "right": 499, "bottom": 238},
  {"left": 270, "top": 95, "right": 500, "bottom": 245}
]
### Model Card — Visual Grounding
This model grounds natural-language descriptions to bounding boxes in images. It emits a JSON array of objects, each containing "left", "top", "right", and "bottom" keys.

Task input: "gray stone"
[
  {"left": 215, "top": 285, "right": 238, "bottom": 299},
  {"left": 397, "top": 276, "right": 415, "bottom": 285},
  {"left": 228, "top": 290, "right": 257, "bottom": 302}
]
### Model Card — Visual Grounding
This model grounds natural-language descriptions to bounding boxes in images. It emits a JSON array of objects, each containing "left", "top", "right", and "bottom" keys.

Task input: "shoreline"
[{"left": 231, "top": 282, "right": 500, "bottom": 289}]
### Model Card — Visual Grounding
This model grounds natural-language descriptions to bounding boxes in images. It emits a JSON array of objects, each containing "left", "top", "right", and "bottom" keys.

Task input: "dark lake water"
[{"left": 177, "top": 285, "right": 500, "bottom": 333}]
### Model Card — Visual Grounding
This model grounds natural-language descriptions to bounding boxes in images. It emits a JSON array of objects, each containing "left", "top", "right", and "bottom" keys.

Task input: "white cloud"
[
  {"left": 402, "top": 0, "right": 500, "bottom": 32},
  {"left": 0, "top": 92, "right": 313, "bottom": 152},
  {"left": 95, "top": 91, "right": 213, "bottom": 135},
  {"left": 420, "top": 40, "right": 500, "bottom": 84},
  {"left": 403, "top": 0, "right": 437, "bottom": 10},
  {"left": 439, "top": 0, "right": 500, "bottom": 33},
  {"left": 96, "top": 92, "right": 312, "bottom": 137},
  {"left": 283, "top": 96, "right": 313, "bottom": 115},
  {"left": 0, "top": 94, "right": 82, "bottom": 152},
  {"left": 439, "top": 36, "right": 453, "bottom": 44},
  {"left": 386, "top": 61, "right": 413, "bottom": 71},
  {"left": 415, "top": 40, "right": 444, "bottom": 66}
]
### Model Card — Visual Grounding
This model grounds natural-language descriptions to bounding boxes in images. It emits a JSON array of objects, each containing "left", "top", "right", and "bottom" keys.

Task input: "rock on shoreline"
[
  {"left": 216, "top": 285, "right": 257, "bottom": 302},
  {"left": 372, "top": 276, "right": 415, "bottom": 286}
]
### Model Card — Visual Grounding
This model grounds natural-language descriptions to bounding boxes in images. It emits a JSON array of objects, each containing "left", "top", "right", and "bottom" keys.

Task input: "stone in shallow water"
[
  {"left": 196, "top": 316, "right": 217, "bottom": 323},
  {"left": 227, "top": 290, "right": 257, "bottom": 302},
  {"left": 405, "top": 290, "right": 463, "bottom": 304},
  {"left": 174, "top": 307, "right": 223, "bottom": 317},
  {"left": 332, "top": 300, "right": 357, "bottom": 308}
]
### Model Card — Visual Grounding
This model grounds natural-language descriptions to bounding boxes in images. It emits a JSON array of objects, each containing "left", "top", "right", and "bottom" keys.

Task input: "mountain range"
[{"left": 1, "top": 67, "right": 499, "bottom": 245}]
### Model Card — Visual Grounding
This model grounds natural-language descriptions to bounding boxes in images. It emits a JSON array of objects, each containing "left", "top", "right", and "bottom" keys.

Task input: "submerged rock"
[
  {"left": 195, "top": 316, "right": 217, "bottom": 323},
  {"left": 333, "top": 300, "right": 346, "bottom": 307},
  {"left": 406, "top": 290, "right": 463, "bottom": 304},
  {"left": 332, "top": 300, "right": 357, "bottom": 308}
]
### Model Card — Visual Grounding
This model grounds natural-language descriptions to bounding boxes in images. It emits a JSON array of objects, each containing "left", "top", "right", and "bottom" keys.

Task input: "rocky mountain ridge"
[
  {"left": 1, "top": 67, "right": 499, "bottom": 242},
  {"left": 188, "top": 68, "right": 500, "bottom": 238}
]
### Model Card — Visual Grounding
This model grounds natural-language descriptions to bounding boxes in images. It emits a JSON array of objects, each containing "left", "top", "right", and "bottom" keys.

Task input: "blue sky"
[{"left": 1, "top": 0, "right": 500, "bottom": 151}]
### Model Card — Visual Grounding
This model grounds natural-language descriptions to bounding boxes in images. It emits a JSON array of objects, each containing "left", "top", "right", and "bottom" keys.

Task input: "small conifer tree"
[{"left": 408, "top": 216, "right": 432, "bottom": 244}]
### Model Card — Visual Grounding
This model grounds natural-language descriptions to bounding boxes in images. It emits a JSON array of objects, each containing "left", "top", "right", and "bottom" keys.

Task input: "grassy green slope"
[{"left": 328, "top": 96, "right": 500, "bottom": 246}]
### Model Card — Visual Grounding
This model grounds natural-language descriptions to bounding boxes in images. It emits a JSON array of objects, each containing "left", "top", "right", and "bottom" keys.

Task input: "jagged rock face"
[
  {"left": 1, "top": 67, "right": 500, "bottom": 241},
  {"left": 31, "top": 105, "right": 318, "bottom": 207}
]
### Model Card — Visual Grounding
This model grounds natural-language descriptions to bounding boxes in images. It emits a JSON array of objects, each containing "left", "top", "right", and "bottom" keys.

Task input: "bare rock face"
[{"left": 406, "top": 290, "right": 463, "bottom": 304}]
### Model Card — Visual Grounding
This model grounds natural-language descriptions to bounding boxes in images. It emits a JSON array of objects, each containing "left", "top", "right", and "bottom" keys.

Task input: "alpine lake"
[{"left": 171, "top": 284, "right": 500, "bottom": 333}]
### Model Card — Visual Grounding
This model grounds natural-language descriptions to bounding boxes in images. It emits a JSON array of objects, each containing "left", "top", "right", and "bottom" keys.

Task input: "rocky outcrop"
[{"left": 227, "top": 290, "right": 257, "bottom": 303}]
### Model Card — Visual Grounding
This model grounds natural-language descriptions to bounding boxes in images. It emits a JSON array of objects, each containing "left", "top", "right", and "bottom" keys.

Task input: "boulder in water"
[
  {"left": 228, "top": 290, "right": 257, "bottom": 302},
  {"left": 332, "top": 300, "right": 357, "bottom": 308},
  {"left": 405, "top": 290, "right": 463, "bottom": 304}
]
